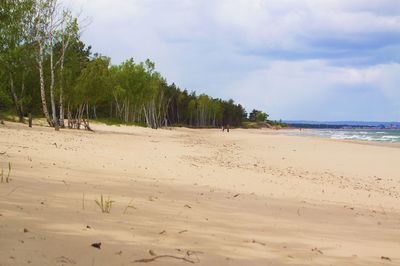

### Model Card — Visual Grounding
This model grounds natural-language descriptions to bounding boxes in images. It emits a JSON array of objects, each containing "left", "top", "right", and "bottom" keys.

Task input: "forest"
[{"left": 0, "top": 0, "right": 268, "bottom": 130}]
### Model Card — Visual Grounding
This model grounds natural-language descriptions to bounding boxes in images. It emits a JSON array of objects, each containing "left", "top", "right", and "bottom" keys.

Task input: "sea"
[{"left": 291, "top": 129, "right": 400, "bottom": 143}]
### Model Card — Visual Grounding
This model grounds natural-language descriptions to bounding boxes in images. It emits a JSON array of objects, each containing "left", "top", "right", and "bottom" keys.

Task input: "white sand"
[{"left": 0, "top": 122, "right": 399, "bottom": 265}]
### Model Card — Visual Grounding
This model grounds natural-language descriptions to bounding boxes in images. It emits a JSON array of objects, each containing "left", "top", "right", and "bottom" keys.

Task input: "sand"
[{"left": 0, "top": 121, "right": 399, "bottom": 266}]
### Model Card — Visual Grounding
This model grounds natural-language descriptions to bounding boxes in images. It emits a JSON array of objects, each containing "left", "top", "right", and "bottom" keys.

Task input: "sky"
[{"left": 67, "top": 0, "right": 400, "bottom": 121}]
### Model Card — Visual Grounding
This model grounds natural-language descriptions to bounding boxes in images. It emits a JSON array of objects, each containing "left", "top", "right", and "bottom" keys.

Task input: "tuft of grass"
[
  {"left": 6, "top": 162, "right": 11, "bottom": 183},
  {"left": 1, "top": 162, "right": 12, "bottom": 184},
  {"left": 0, "top": 110, "right": 23, "bottom": 123},
  {"left": 95, "top": 194, "right": 114, "bottom": 213},
  {"left": 93, "top": 118, "right": 147, "bottom": 127},
  {"left": 123, "top": 198, "right": 136, "bottom": 214}
]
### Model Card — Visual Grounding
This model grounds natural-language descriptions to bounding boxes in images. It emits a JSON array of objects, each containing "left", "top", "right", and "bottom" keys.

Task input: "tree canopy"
[{"left": 0, "top": 0, "right": 268, "bottom": 129}]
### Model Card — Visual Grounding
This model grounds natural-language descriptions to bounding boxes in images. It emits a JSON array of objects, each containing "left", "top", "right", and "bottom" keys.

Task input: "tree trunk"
[
  {"left": 59, "top": 59, "right": 65, "bottom": 128},
  {"left": 9, "top": 74, "right": 23, "bottom": 122},
  {"left": 124, "top": 99, "right": 129, "bottom": 122},
  {"left": 93, "top": 105, "right": 97, "bottom": 119},
  {"left": 143, "top": 105, "right": 150, "bottom": 127},
  {"left": 38, "top": 44, "right": 52, "bottom": 126},
  {"left": 28, "top": 113, "right": 32, "bottom": 127},
  {"left": 20, "top": 73, "right": 25, "bottom": 116},
  {"left": 59, "top": 90, "right": 64, "bottom": 127},
  {"left": 67, "top": 102, "right": 72, "bottom": 128},
  {"left": 49, "top": 35, "right": 57, "bottom": 127},
  {"left": 86, "top": 102, "right": 89, "bottom": 121}
]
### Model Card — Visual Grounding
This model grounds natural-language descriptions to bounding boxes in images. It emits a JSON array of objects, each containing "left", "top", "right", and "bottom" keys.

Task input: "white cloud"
[
  {"left": 229, "top": 60, "right": 400, "bottom": 120},
  {"left": 64, "top": 0, "right": 400, "bottom": 121}
]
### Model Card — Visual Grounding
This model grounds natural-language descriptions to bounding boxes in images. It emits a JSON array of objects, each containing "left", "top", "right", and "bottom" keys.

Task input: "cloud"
[
  {"left": 213, "top": 1, "right": 400, "bottom": 65},
  {"left": 65, "top": 0, "right": 400, "bottom": 121},
  {"left": 228, "top": 60, "right": 400, "bottom": 120}
]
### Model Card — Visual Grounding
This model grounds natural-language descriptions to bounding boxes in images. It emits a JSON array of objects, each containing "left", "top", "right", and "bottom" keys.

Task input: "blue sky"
[{"left": 68, "top": 0, "right": 400, "bottom": 121}]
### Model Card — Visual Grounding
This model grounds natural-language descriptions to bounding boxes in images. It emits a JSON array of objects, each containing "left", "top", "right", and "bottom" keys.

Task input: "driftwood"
[
  {"left": 82, "top": 118, "right": 94, "bottom": 132},
  {"left": 134, "top": 255, "right": 195, "bottom": 264},
  {"left": 134, "top": 250, "right": 201, "bottom": 264},
  {"left": 65, "top": 118, "right": 94, "bottom": 131},
  {"left": 66, "top": 102, "right": 94, "bottom": 131},
  {"left": 245, "top": 239, "right": 266, "bottom": 246}
]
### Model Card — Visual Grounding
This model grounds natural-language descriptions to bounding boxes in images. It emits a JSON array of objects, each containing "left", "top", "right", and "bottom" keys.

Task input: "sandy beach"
[{"left": 0, "top": 122, "right": 399, "bottom": 266}]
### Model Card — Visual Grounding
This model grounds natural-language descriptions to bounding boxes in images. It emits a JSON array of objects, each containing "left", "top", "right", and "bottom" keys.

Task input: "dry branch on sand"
[
  {"left": 133, "top": 249, "right": 201, "bottom": 264},
  {"left": 134, "top": 255, "right": 195, "bottom": 264}
]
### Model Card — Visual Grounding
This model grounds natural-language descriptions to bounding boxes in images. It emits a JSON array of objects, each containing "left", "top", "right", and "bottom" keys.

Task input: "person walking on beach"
[{"left": 222, "top": 124, "right": 230, "bottom": 132}]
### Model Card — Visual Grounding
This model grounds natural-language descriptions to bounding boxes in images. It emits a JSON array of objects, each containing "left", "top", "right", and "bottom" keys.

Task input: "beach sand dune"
[{"left": 0, "top": 122, "right": 399, "bottom": 265}]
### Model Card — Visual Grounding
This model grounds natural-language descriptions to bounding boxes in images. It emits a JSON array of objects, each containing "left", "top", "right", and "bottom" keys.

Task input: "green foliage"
[
  {"left": 241, "top": 121, "right": 261, "bottom": 129},
  {"left": 95, "top": 194, "right": 114, "bottom": 213},
  {"left": 269, "top": 120, "right": 288, "bottom": 127},
  {"left": 0, "top": 0, "right": 35, "bottom": 120},
  {"left": 249, "top": 109, "right": 269, "bottom": 122},
  {"left": 73, "top": 55, "right": 112, "bottom": 105},
  {"left": 256, "top": 111, "right": 268, "bottom": 122},
  {"left": 0, "top": 85, "right": 12, "bottom": 110}
]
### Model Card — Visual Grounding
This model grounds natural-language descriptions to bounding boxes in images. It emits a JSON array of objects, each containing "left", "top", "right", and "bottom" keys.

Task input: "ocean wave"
[
  {"left": 381, "top": 135, "right": 400, "bottom": 139},
  {"left": 289, "top": 129, "right": 400, "bottom": 143},
  {"left": 327, "top": 131, "right": 400, "bottom": 143}
]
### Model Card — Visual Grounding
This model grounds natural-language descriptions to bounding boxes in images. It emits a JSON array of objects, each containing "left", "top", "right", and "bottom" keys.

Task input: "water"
[{"left": 291, "top": 129, "right": 400, "bottom": 143}]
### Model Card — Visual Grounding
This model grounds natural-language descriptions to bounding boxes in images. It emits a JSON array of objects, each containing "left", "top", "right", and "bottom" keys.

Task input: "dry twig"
[{"left": 134, "top": 255, "right": 195, "bottom": 264}]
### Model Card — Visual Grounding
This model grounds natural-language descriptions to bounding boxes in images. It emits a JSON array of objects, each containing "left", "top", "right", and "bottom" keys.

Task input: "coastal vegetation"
[
  {"left": 0, "top": 0, "right": 254, "bottom": 129},
  {"left": 95, "top": 194, "right": 114, "bottom": 214}
]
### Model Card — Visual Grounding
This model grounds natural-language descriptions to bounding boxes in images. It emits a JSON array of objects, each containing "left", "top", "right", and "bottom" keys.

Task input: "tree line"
[{"left": 0, "top": 0, "right": 262, "bottom": 130}]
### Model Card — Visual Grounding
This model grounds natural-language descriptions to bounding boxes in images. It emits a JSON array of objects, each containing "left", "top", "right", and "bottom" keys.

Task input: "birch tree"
[{"left": 32, "top": 0, "right": 77, "bottom": 127}]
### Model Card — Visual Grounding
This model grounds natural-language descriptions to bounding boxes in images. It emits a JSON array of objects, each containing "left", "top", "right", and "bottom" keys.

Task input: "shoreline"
[
  {"left": 2, "top": 119, "right": 400, "bottom": 149},
  {"left": 2, "top": 118, "right": 400, "bottom": 145}
]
